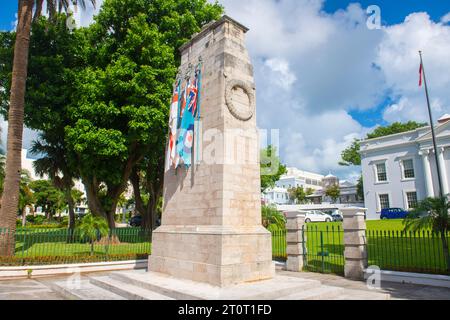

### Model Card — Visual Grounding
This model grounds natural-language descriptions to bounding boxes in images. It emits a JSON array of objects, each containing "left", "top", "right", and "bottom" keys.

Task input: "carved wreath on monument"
[{"left": 225, "top": 79, "right": 255, "bottom": 121}]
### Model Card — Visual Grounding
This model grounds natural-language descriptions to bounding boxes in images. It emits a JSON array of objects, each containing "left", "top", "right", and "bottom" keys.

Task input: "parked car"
[
  {"left": 380, "top": 208, "right": 410, "bottom": 220},
  {"left": 322, "top": 209, "right": 343, "bottom": 222},
  {"left": 304, "top": 210, "right": 333, "bottom": 223},
  {"left": 129, "top": 215, "right": 143, "bottom": 227}
]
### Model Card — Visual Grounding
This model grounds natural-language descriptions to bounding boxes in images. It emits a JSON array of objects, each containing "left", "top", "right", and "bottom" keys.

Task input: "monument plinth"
[{"left": 148, "top": 15, "right": 275, "bottom": 287}]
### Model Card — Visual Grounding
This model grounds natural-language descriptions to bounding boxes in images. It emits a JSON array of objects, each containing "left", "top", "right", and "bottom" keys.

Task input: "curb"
[{"left": 0, "top": 259, "right": 148, "bottom": 280}]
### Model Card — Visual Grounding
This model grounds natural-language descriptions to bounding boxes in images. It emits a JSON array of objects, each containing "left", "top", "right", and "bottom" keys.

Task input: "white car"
[{"left": 304, "top": 210, "right": 333, "bottom": 223}]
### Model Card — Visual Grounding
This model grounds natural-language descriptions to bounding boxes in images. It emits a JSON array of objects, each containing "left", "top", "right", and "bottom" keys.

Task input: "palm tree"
[
  {"left": 78, "top": 214, "right": 109, "bottom": 256},
  {"left": 31, "top": 135, "right": 78, "bottom": 230},
  {"left": 18, "top": 169, "right": 34, "bottom": 226},
  {"left": 262, "top": 205, "right": 286, "bottom": 230},
  {"left": 403, "top": 197, "right": 450, "bottom": 272},
  {"left": 0, "top": 0, "right": 96, "bottom": 256}
]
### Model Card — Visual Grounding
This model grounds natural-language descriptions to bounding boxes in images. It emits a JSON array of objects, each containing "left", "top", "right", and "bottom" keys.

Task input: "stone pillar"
[
  {"left": 148, "top": 16, "right": 274, "bottom": 287},
  {"left": 342, "top": 207, "right": 368, "bottom": 281},
  {"left": 438, "top": 147, "right": 449, "bottom": 196},
  {"left": 420, "top": 150, "right": 434, "bottom": 197},
  {"left": 285, "top": 211, "right": 307, "bottom": 272}
]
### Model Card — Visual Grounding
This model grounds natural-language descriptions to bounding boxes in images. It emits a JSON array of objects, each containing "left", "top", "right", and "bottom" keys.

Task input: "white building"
[
  {"left": 261, "top": 187, "right": 290, "bottom": 205},
  {"left": 275, "top": 167, "right": 324, "bottom": 191},
  {"left": 262, "top": 168, "right": 325, "bottom": 206},
  {"left": 360, "top": 115, "right": 450, "bottom": 220}
]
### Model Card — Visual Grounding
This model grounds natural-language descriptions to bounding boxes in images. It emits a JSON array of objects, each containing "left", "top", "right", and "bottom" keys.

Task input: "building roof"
[{"left": 359, "top": 118, "right": 450, "bottom": 154}]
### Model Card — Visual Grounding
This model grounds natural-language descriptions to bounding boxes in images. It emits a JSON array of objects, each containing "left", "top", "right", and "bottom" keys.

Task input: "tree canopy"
[
  {"left": 288, "top": 186, "right": 314, "bottom": 204},
  {"left": 261, "top": 145, "right": 287, "bottom": 192},
  {"left": 339, "top": 121, "right": 427, "bottom": 167},
  {"left": 0, "top": 0, "right": 223, "bottom": 229}
]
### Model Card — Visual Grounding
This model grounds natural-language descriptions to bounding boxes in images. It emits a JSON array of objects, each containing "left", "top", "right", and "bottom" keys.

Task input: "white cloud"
[
  {"left": 264, "top": 58, "right": 297, "bottom": 90},
  {"left": 377, "top": 12, "right": 450, "bottom": 123},
  {"left": 5, "top": 1, "right": 450, "bottom": 183},
  {"left": 217, "top": 0, "right": 450, "bottom": 181},
  {"left": 441, "top": 12, "right": 450, "bottom": 24}
]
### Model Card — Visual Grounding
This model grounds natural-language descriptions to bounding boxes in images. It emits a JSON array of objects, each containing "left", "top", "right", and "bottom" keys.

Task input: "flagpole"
[{"left": 419, "top": 50, "right": 444, "bottom": 198}]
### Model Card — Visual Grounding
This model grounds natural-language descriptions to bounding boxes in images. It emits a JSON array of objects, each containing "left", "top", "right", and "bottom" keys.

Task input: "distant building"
[
  {"left": 306, "top": 176, "right": 363, "bottom": 206},
  {"left": 262, "top": 168, "right": 362, "bottom": 207},
  {"left": 261, "top": 187, "right": 290, "bottom": 205},
  {"left": 360, "top": 115, "right": 450, "bottom": 220},
  {"left": 275, "top": 167, "right": 324, "bottom": 191}
]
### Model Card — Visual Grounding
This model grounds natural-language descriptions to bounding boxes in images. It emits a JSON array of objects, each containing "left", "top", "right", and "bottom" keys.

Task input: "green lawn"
[
  {"left": 272, "top": 220, "right": 449, "bottom": 276},
  {"left": 3, "top": 222, "right": 449, "bottom": 275},
  {"left": 0, "top": 227, "right": 151, "bottom": 266}
]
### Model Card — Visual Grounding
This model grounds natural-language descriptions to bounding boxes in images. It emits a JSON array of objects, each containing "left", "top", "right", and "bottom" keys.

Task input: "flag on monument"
[
  {"left": 176, "top": 78, "right": 196, "bottom": 167},
  {"left": 168, "top": 81, "right": 181, "bottom": 167}
]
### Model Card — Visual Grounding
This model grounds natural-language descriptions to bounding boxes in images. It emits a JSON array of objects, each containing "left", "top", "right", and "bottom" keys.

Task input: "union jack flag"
[{"left": 187, "top": 76, "right": 199, "bottom": 116}]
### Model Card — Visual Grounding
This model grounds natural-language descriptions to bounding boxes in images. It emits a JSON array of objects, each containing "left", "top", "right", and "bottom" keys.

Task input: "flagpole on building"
[{"left": 419, "top": 50, "right": 444, "bottom": 198}]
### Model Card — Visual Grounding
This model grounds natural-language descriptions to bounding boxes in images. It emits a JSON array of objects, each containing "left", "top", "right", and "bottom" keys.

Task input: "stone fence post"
[
  {"left": 341, "top": 207, "right": 368, "bottom": 280},
  {"left": 285, "top": 211, "right": 307, "bottom": 272}
]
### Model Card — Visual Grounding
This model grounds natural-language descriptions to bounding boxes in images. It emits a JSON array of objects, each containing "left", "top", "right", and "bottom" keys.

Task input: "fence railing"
[
  {"left": 366, "top": 229, "right": 450, "bottom": 275},
  {"left": 271, "top": 229, "right": 286, "bottom": 260},
  {"left": 303, "top": 225, "right": 345, "bottom": 275},
  {"left": 0, "top": 227, "right": 152, "bottom": 266}
]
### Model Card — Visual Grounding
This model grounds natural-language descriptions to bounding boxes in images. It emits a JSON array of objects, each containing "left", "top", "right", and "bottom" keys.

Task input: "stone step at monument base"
[
  {"left": 39, "top": 270, "right": 392, "bottom": 300},
  {"left": 106, "top": 270, "right": 323, "bottom": 300},
  {"left": 41, "top": 278, "right": 126, "bottom": 300},
  {"left": 88, "top": 276, "right": 175, "bottom": 300}
]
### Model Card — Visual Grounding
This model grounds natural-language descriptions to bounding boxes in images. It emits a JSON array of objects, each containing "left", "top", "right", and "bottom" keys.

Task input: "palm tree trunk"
[
  {"left": 21, "top": 206, "right": 27, "bottom": 227},
  {"left": 0, "top": 0, "right": 34, "bottom": 257}
]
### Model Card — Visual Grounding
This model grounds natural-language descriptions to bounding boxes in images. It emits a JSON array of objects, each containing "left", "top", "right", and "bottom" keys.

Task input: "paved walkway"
[
  {"left": 0, "top": 270, "right": 449, "bottom": 300},
  {"left": 277, "top": 270, "right": 450, "bottom": 300}
]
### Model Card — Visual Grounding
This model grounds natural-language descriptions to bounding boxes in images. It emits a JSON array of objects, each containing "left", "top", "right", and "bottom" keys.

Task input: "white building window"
[
  {"left": 378, "top": 194, "right": 390, "bottom": 210},
  {"left": 376, "top": 163, "right": 388, "bottom": 182},
  {"left": 402, "top": 159, "right": 415, "bottom": 179},
  {"left": 406, "top": 192, "right": 418, "bottom": 209}
]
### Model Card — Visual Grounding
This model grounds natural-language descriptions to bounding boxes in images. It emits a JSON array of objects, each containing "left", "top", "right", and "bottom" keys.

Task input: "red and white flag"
[{"left": 419, "top": 62, "right": 423, "bottom": 87}]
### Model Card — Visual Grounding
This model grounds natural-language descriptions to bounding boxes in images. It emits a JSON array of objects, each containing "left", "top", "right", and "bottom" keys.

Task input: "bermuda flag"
[
  {"left": 168, "top": 83, "right": 180, "bottom": 166},
  {"left": 419, "top": 62, "right": 423, "bottom": 87}
]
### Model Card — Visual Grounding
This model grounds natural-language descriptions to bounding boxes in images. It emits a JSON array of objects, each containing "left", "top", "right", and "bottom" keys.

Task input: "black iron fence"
[
  {"left": 366, "top": 229, "right": 450, "bottom": 275},
  {"left": 302, "top": 225, "right": 345, "bottom": 275},
  {"left": 0, "top": 227, "right": 152, "bottom": 266}
]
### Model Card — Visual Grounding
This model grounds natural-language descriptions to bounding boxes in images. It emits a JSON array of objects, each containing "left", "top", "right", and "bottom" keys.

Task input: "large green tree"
[
  {"left": 0, "top": 0, "right": 95, "bottom": 256},
  {"left": 1, "top": 16, "right": 88, "bottom": 231},
  {"left": 29, "top": 180, "right": 65, "bottom": 219},
  {"left": 64, "top": 0, "right": 222, "bottom": 229}
]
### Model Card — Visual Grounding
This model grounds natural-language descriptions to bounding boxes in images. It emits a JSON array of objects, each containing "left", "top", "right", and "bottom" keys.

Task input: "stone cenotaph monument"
[{"left": 148, "top": 16, "right": 275, "bottom": 287}]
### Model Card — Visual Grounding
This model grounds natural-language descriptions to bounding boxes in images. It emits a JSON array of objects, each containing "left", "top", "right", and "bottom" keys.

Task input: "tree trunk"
[
  {"left": 82, "top": 176, "right": 107, "bottom": 218},
  {"left": 64, "top": 188, "right": 76, "bottom": 230},
  {"left": 21, "top": 206, "right": 27, "bottom": 227},
  {"left": 0, "top": 0, "right": 34, "bottom": 257}
]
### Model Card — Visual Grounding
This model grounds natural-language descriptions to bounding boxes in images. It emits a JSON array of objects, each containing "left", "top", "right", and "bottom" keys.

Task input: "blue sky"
[
  {"left": 323, "top": 0, "right": 449, "bottom": 25},
  {"left": 1, "top": 0, "right": 450, "bottom": 181},
  {"left": 0, "top": 1, "right": 17, "bottom": 31}
]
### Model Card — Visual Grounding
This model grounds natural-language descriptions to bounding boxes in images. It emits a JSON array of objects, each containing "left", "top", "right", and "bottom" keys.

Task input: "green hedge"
[{"left": 0, "top": 253, "right": 149, "bottom": 266}]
